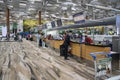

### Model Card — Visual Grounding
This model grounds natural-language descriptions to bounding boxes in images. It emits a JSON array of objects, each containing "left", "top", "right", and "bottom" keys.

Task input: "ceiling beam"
[{"left": 86, "top": 4, "right": 120, "bottom": 13}]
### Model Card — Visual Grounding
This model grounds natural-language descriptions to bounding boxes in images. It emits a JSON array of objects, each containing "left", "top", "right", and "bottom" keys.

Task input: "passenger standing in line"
[
  {"left": 37, "top": 32, "right": 40, "bottom": 47},
  {"left": 39, "top": 33, "right": 42, "bottom": 47},
  {"left": 79, "top": 34, "right": 83, "bottom": 43},
  {"left": 6, "top": 32, "right": 10, "bottom": 41},
  {"left": 63, "top": 31, "right": 71, "bottom": 60},
  {"left": 41, "top": 33, "right": 45, "bottom": 48}
]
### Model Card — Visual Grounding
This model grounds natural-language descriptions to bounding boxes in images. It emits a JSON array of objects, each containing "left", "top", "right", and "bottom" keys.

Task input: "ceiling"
[{"left": 0, "top": 0, "right": 120, "bottom": 23}]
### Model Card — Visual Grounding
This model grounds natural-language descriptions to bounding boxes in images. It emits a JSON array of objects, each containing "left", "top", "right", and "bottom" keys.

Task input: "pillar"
[
  {"left": 38, "top": 11, "right": 41, "bottom": 25},
  {"left": 6, "top": 7, "right": 10, "bottom": 35}
]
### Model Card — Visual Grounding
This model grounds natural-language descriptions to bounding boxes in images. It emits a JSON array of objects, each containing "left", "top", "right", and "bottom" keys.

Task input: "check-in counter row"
[{"left": 46, "top": 39, "right": 111, "bottom": 61}]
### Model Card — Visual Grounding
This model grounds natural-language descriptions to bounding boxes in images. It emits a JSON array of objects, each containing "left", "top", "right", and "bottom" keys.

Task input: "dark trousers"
[
  {"left": 64, "top": 45, "right": 68, "bottom": 59},
  {"left": 39, "top": 39, "right": 42, "bottom": 46}
]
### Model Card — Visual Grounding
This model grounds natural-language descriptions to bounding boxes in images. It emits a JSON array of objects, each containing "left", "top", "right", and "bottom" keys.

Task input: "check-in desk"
[{"left": 47, "top": 39, "right": 111, "bottom": 61}]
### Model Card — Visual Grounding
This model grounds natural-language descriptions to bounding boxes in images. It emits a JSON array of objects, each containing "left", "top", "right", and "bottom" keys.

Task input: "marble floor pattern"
[{"left": 0, "top": 39, "right": 97, "bottom": 80}]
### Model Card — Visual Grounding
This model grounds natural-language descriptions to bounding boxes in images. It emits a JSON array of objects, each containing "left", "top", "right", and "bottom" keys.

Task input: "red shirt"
[{"left": 85, "top": 37, "right": 93, "bottom": 44}]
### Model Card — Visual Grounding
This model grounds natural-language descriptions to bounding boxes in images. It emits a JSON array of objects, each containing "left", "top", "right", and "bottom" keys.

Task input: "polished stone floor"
[{"left": 0, "top": 39, "right": 119, "bottom": 80}]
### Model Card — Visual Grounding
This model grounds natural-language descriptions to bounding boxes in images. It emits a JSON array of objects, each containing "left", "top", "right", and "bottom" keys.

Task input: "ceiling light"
[
  {"left": 62, "top": 2, "right": 76, "bottom": 6},
  {"left": 7, "top": 5, "right": 13, "bottom": 9},
  {"left": 29, "top": 0, "right": 42, "bottom": 3},
  {"left": 47, "top": 4, "right": 52, "bottom": 6},
  {"left": 71, "top": 7, "right": 76, "bottom": 11},
  {"left": 0, "top": 0, "right": 3, "bottom": 3},
  {"left": 20, "top": 3, "right": 26, "bottom": 6},
  {"left": 28, "top": 8, "right": 35, "bottom": 11},
  {"left": 61, "top": 7, "right": 67, "bottom": 10}
]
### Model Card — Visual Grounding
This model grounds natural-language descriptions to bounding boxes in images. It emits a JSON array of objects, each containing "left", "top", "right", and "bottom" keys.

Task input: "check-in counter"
[
  {"left": 46, "top": 39, "right": 111, "bottom": 61},
  {"left": 82, "top": 44, "right": 110, "bottom": 61},
  {"left": 70, "top": 42, "right": 81, "bottom": 57},
  {"left": 53, "top": 40, "right": 64, "bottom": 49}
]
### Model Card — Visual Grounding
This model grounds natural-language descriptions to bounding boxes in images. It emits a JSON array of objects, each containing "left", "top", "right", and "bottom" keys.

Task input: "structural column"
[
  {"left": 38, "top": 11, "right": 41, "bottom": 25},
  {"left": 6, "top": 7, "right": 10, "bottom": 35}
]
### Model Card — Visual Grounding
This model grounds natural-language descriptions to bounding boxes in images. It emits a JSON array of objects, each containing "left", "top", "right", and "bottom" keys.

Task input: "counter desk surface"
[{"left": 46, "top": 39, "right": 111, "bottom": 61}]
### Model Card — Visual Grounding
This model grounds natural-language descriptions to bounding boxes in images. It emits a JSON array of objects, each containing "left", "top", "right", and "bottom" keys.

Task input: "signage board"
[
  {"left": 116, "top": 15, "right": 120, "bottom": 35},
  {"left": 96, "top": 58, "right": 112, "bottom": 77},
  {"left": 46, "top": 22, "right": 52, "bottom": 29},
  {"left": 2, "top": 26, "right": 7, "bottom": 37},
  {"left": 116, "top": 15, "right": 120, "bottom": 28},
  {"left": 56, "top": 19, "right": 62, "bottom": 27},
  {"left": 51, "top": 21, "right": 56, "bottom": 28},
  {"left": 73, "top": 12, "right": 85, "bottom": 24}
]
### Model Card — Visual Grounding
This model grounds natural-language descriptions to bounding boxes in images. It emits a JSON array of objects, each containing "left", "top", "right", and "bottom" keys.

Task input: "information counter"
[{"left": 46, "top": 39, "right": 111, "bottom": 61}]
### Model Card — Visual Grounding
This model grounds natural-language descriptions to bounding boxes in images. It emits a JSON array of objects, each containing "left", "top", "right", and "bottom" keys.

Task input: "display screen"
[
  {"left": 42, "top": 24, "right": 47, "bottom": 29},
  {"left": 46, "top": 22, "right": 52, "bottom": 29},
  {"left": 116, "top": 15, "right": 120, "bottom": 34},
  {"left": 116, "top": 15, "right": 120, "bottom": 27},
  {"left": 51, "top": 21, "right": 56, "bottom": 28},
  {"left": 73, "top": 12, "right": 85, "bottom": 24},
  {"left": 56, "top": 19, "right": 62, "bottom": 27}
]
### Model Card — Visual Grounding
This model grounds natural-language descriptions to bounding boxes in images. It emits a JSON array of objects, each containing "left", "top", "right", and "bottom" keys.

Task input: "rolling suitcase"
[{"left": 60, "top": 45, "right": 65, "bottom": 56}]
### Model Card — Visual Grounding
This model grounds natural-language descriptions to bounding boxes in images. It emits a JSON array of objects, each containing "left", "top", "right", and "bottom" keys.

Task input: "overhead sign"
[
  {"left": 56, "top": 19, "right": 63, "bottom": 27},
  {"left": 116, "top": 15, "right": 120, "bottom": 28},
  {"left": 46, "top": 22, "right": 52, "bottom": 29},
  {"left": 2, "top": 26, "right": 7, "bottom": 37},
  {"left": 116, "top": 15, "right": 120, "bottom": 35},
  {"left": 51, "top": 21, "right": 56, "bottom": 28},
  {"left": 73, "top": 12, "right": 85, "bottom": 24}
]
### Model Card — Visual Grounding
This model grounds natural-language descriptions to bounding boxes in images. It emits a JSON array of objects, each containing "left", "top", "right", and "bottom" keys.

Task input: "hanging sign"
[
  {"left": 2, "top": 26, "right": 7, "bottom": 37},
  {"left": 116, "top": 15, "right": 120, "bottom": 35},
  {"left": 73, "top": 12, "right": 85, "bottom": 24}
]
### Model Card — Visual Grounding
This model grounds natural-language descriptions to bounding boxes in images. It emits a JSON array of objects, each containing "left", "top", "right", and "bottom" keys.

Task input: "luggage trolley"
[{"left": 90, "top": 52, "right": 112, "bottom": 80}]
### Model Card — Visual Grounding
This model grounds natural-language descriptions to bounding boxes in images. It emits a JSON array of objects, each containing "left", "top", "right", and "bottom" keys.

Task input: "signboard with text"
[
  {"left": 73, "top": 12, "right": 85, "bottom": 24},
  {"left": 56, "top": 19, "right": 63, "bottom": 27},
  {"left": 51, "top": 21, "right": 56, "bottom": 28},
  {"left": 116, "top": 15, "right": 120, "bottom": 35}
]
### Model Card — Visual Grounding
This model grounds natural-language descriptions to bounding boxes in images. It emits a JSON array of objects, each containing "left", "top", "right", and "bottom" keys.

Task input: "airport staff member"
[{"left": 85, "top": 35, "right": 93, "bottom": 44}]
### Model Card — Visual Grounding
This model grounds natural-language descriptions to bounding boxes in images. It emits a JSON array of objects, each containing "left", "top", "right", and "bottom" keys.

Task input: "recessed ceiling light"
[
  {"left": 28, "top": 8, "right": 35, "bottom": 11},
  {"left": 20, "top": 3, "right": 26, "bottom": 6},
  {"left": 0, "top": 0, "right": 3, "bottom": 3},
  {"left": 61, "top": 7, "right": 67, "bottom": 10}
]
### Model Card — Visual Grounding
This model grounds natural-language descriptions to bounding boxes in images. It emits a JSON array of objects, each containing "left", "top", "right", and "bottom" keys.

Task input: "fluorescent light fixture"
[
  {"left": 61, "top": 7, "right": 67, "bottom": 10},
  {"left": 71, "top": 7, "right": 76, "bottom": 11},
  {"left": 28, "top": 7, "right": 35, "bottom": 11},
  {"left": 20, "top": 3, "right": 26, "bottom": 6},
  {"left": 47, "top": 4, "right": 52, "bottom": 6},
  {"left": 62, "top": 2, "right": 76, "bottom": 6},
  {"left": 29, "top": 0, "right": 42, "bottom": 3},
  {"left": 0, "top": 0, "right": 3, "bottom": 3}
]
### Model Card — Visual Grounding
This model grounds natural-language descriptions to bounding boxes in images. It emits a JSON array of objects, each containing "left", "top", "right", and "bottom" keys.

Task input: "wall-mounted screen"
[
  {"left": 116, "top": 16, "right": 120, "bottom": 27},
  {"left": 46, "top": 22, "right": 52, "bottom": 29},
  {"left": 51, "top": 21, "right": 56, "bottom": 28},
  {"left": 73, "top": 12, "right": 85, "bottom": 24},
  {"left": 116, "top": 15, "right": 120, "bottom": 35},
  {"left": 56, "top": 19, "right": 62, "bottom": 27}
]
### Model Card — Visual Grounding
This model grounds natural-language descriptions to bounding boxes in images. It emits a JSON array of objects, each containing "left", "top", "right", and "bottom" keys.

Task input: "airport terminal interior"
[{"left": 0, "top": 0, "right": 120, "bottom": 80}]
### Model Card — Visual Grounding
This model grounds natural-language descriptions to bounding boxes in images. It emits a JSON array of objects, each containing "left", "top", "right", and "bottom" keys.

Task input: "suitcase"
[{"left": 60, "top": 45, "right": 65, "bottom": 56}]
